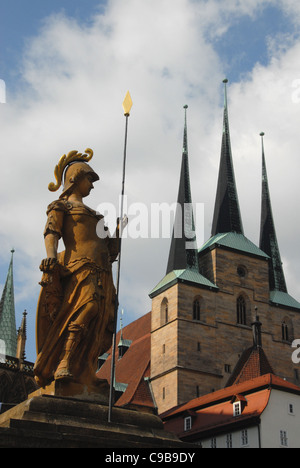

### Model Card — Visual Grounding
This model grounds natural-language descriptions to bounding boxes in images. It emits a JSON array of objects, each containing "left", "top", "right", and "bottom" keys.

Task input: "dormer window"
[
  {"left": 231, "top": 394, "right": 247, "bottom": 416},
  {"left": 233, "top": 401, "right": 241, "bottom": 417},
  {"left": 184, "top": 416, "right": 192, "bottom": 432},
  {"left": 183, "top": 410, "right": 197, "bottom": 432}
]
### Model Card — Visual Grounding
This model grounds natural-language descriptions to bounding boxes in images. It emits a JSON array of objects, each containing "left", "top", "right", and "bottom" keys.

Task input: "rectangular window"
[
  {"left": 288, "top": 403, "right": 294, "bottom": 415},
  {"left": 226, "top": 433, "right": 233, "bottom": 448},
  {"left": 280, "top": 430, "right": 288, "bottom": 447},
  {"left": 210, "top": 437, "right": 217, "bottom": 448},
  {"left": 184, "top": 416, "right": 192, "bottom": 432},
  {"left": 241, "top": 429, "right": 248, "bottom": 446},
  {"left": 233, "top": 401, "right": 241, "bottom": 417}
]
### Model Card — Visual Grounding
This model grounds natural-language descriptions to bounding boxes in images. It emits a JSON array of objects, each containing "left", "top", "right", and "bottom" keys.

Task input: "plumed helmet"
[{"left": 48, "top": 148, "right": 99, "bottom": 199}]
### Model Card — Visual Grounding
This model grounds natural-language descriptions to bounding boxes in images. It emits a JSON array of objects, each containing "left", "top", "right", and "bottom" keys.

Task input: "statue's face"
[{"left": 76, "top": 173, "right": 95, "bottom": 198}]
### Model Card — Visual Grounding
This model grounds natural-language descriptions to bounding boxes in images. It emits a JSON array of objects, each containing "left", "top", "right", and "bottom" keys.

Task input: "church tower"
[
  {"left": 150, "top": 106, "right": 217, "bottom": 413},
  {"left": 0, "top": 250, "right": 17, "bottom": 358}
]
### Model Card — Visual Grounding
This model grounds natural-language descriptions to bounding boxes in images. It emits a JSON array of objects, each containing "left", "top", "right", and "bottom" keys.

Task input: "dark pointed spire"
[
  {"left": 166, "top": 105, "right": 199, "bottom": 274},
  {"left": 259, "top": 133, "right": 287, "bottom": 293},
  {"left": 16, "top": 310, "right": 27, "bottom": 364},
  {"left": 0, "top": 249, "right": 17, "bottom": 357},
  {"left": 211, "top": 79, "right": 243, "bottom": 236}
]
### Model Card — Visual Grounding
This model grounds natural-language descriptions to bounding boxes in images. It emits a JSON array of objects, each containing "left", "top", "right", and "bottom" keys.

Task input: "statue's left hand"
[{"left": 40, "top": 257, "right": 58, "bottom": 272}]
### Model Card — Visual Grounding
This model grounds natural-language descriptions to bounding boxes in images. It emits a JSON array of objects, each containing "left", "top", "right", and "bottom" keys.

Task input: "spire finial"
[
  {"left": 260, "top": 132, "right": 265, "bottom": 153},
  {"left": 223, "top": 78, "right": 229, "bottom": 108},
  {"left": 183, "top": 105, "right": 188, "bottom": 155}
]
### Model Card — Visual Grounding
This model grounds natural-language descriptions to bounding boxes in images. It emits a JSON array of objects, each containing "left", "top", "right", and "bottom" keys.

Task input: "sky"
[{"left": 1, "top": 0, "right": 300, "bottom": 363}]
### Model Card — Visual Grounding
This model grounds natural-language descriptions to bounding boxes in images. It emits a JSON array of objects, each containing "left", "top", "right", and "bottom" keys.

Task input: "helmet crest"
[{"left": 48, "top": 148, "right": 94, "bottom": 192}]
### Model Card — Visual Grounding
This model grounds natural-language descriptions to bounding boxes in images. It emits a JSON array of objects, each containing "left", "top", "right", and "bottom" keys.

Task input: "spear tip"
[{"left": 123, "top": 91, "right": 133, "bottom": 116}]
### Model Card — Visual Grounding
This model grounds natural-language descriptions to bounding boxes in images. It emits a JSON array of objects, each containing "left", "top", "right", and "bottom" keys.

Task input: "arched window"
[
  {"left": 237, "top": 296, "right": 246, "bottom": 325},
  {"left": 160, "top": 298, "right": 168, "bottom": 325},
  {"left": 282, "top": 322, "right": 289, "bottom": 341},
  {"left": 193, "top": 299, "right": 201, "bottom": 321},
  {"left": 281, "top": 317, "right": 294, "bottom": 343}
]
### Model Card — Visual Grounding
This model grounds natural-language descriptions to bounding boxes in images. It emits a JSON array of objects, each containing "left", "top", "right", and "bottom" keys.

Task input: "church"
[{"left": 98, "top": 80, "right": 300, "bottom": 415}]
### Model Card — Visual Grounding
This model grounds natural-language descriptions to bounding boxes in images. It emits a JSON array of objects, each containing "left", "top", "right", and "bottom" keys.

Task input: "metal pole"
[{"left": 108, "top": 92, "right": 132, "bottom": 423}]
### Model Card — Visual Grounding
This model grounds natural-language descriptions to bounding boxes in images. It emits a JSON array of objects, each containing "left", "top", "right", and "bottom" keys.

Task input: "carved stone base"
[
  {"left": 29, "top": 378, "right": 110, "bottom": 404},
  {"left": 0, "top": 394, "right": 193, "bottom": 448}
]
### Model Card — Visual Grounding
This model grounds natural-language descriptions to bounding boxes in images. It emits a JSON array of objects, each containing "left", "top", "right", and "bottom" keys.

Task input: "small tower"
[
  {"left": 0, "top": 249, "right": 17, "bottom": 358},
  {"left": 16, "top": 310, "right": 27, "bottom": 368}
]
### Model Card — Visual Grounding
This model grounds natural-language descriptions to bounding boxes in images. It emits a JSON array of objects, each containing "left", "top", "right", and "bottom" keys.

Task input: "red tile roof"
[
  {"left": 96, "top": 312, "right": 154, "bottom": 410},
  {"left": 226, "top": 345, "right": 274, "bottom": 387}
]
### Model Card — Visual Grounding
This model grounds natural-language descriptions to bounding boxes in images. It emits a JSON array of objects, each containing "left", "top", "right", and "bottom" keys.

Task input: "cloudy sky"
[{"left": 1, "top": 0, "right": 300, "bottom": 362}]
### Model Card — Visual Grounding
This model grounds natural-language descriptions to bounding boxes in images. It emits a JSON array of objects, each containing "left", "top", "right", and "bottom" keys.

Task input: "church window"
[
  {"left": 160, "top": 298, "right": 169, "bottom": 325},
  {"left": 193, "top": 298, "right": 201, "bottom": 321},
  {"left": 237, "top": 265, "right": 247, "bottom": 278},
  {"left": 281, "top": 317, "right": 294, "bottom": 343},
  {"left": 237, "top": 296, "right": 247, "bottom": 325},
  {"left": 282, "top": 322, "right": 289, "bottom": 341}
]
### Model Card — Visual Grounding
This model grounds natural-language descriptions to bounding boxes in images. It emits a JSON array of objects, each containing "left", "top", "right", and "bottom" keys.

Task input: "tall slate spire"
[
  {"left": 166, "top": 105, "right": 199, "bottom": 274},
  {"left": 0, "top": 249, "right": 17, "bottom": 357},
  {"left": 211, "top": 79, "right": 243, "bottom": 236},
  {"left": 259, "top": 133, "right": 287, "bottom": 293}
]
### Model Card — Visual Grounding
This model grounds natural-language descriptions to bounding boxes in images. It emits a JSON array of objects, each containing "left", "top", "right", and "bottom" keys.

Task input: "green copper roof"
[
  {"left": 149, "top": 267, "right": 218, "bottom": 298},
  {"left": 270, "top": 290, "right": 300, "bottom": 310},
  {"left": 199, "top": 232, "right": 269, "bottom": 260},
  {"left": 0, "top": 250, "right": 17, "bottom": 357}
]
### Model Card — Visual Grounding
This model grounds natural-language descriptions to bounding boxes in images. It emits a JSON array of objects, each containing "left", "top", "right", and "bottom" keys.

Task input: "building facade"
[{"left": 162, "top": 373, "right": 300, "bottom": 449}]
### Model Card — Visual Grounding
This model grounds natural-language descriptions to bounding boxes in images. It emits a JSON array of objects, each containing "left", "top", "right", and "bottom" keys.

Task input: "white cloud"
[{"left": 1, "top": 0, "right": 300, "bottom": 361}]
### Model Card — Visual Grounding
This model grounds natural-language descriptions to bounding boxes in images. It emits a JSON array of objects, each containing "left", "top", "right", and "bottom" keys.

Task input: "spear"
[{"left": 108, "top": 91, "right": 133, "bottom": 423}]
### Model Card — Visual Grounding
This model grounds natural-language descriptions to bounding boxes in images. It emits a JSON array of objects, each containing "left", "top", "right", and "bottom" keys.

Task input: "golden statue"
[{"left": 34, "top": 149, "right": 119, "bottom": 398}]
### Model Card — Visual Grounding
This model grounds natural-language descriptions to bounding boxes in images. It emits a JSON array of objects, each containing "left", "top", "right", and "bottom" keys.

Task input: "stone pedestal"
[{"left": 0, "top": 393, "right": 192, "bottom": 448}]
